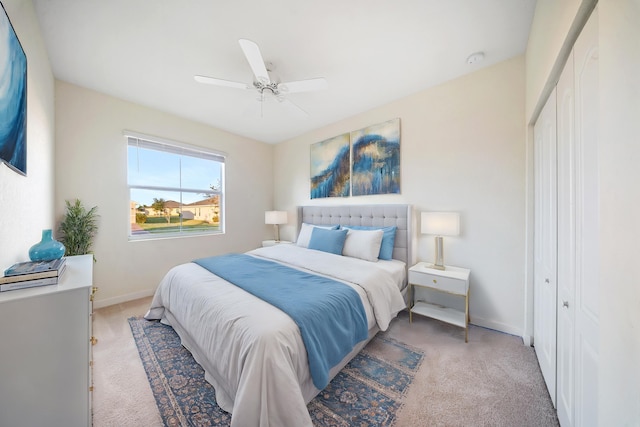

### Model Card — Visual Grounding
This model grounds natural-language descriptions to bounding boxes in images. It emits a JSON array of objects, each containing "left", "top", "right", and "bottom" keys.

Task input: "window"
[{"left": 126, "top": 132, "right": 225, "bottom": 239}]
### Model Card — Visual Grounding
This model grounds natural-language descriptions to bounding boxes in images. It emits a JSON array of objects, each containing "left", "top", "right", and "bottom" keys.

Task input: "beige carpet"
[{"left": 92, "top": 297, "right": 558, "bottom": 426}]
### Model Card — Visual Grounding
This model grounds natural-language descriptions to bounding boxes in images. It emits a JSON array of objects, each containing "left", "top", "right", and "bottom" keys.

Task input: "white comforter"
[{"left": 145, "top": 244, "right": 406, "bottom": 427}]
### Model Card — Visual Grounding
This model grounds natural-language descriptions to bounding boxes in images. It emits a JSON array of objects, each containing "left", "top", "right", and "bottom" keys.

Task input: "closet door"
[
  {"left": 572, "top": 11, "right": 599, "bottom": 426},
  {"left": 556, "top": 9, "right": 599, "bottom": 427},
  {"left": 533, "top": 88, "right": 558, "bottom": 406},
  {"left": 556, "top": 48, "right": 576, "bottom": 427}
]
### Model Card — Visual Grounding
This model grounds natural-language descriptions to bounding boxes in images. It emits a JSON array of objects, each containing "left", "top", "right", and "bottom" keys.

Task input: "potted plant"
[{"left": 59, "top": 199, "right": 99, "bottom": 259}]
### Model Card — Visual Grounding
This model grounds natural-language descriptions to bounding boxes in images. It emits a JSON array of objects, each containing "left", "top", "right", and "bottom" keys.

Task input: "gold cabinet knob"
[
  {"left": 90, "top": 336, "right": 98, "bottom": 345},
  {"left": 432, "top": 279, "right": 437, "bottom": 284}
]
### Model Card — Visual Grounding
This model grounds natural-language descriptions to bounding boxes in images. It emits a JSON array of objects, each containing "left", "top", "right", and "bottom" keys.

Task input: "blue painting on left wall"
[{"left": 0, "top": 3, "right": 27, "bottom": 176}]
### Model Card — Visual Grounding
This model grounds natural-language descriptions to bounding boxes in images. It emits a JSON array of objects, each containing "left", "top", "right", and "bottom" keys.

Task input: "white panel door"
[
  {"left": 556, "top": 48, "right": 576, "bottom": 427},
  {"left": 572, "top": 10, "right": 599, "bottom": 427},
  {"left": 534, "top": 88, "right": 558, "bottom": 406}
]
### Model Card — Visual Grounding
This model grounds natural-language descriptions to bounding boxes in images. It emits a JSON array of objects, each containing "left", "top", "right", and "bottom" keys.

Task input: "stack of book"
[{"left": 0, "top": 258, "right": 67, "bottom": 292}]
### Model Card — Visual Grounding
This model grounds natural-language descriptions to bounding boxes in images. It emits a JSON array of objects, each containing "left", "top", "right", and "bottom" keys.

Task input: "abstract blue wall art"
[
  {"left": 0, "top": 3, "right": 27, "bottom": 176},
  {"left": 350, "top": 118, "right": 400, "bottom": 196},
  {"left": 310, "top": 133, "right": 350, "bottom": 199}
]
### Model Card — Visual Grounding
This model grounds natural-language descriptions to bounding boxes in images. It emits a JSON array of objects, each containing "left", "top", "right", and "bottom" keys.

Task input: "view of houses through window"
[{"left": 126, "top": 133, "right": 224, "bottom": 239}]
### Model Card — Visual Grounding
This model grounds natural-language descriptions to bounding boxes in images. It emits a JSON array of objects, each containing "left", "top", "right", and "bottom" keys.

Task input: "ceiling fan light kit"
[{"left": 195, "top": 38, "right": 327, "bottom": 116}]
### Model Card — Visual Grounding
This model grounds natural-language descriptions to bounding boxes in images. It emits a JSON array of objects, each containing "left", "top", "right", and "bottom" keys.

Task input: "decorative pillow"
[
  {"left": 341, "top": 225, "right": 397, "bottom": 260},
  {"left": 342, "top": 229, "right": 384, "bottom": 262},
  {"left": 307, "top": 227, "right": 348, "bottom": 255},
  {"left": 296, "top": 223, "right": 339, "bottom": 248}
]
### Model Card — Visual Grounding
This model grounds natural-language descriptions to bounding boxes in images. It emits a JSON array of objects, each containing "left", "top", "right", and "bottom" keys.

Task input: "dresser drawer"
[{"left": 409, "top": 270, "right": 468, "bottom": 295}]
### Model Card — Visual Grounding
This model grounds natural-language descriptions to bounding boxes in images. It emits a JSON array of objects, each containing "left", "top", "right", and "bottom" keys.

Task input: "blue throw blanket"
[{"left": 193, "top": 253, "right": 368, "bottom": 390}]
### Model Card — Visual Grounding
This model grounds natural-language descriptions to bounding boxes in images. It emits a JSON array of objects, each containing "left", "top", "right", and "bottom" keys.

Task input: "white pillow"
[
  {"left": 342, "top": 228, "right": 384, "bottom": 262},
  {"left": 296, "top": 223, "right": 338, "bottom": 248}
]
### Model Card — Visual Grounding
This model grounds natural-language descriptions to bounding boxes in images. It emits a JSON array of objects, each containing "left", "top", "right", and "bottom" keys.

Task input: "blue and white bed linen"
[
  {"left": 193, "top": 253, "right": 368, "bottom": 390},
  {"left": 145, "top": 244, "right": 406, "bottom": 427}
]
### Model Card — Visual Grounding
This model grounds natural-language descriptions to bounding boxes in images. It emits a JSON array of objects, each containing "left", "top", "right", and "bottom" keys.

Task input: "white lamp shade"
[
  {"left": 421, "top": 212, "right": 460, "bottom": 236},
  {"left": 265, "top": 210, "right": 287, "bottom": 225}
]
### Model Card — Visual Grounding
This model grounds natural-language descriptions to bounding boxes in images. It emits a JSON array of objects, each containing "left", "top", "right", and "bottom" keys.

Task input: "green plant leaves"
[{"left": 59, "top": 199, "right": 99, "bottom": 257}]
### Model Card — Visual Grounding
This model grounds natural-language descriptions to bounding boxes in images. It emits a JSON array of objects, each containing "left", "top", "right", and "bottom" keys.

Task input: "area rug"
[{"left": 129, "top": 317, "right": 424, "bottom": 427}]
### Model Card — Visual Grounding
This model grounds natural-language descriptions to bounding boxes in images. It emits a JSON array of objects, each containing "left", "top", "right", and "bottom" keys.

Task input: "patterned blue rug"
[{"left": 129, "top": 317, "right": 423, "bottom": 427}]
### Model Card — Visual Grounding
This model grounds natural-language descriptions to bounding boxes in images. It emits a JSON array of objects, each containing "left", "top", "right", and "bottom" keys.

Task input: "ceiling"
[{"left": 33, "top": 0, "right": 536, "bottom": 144}]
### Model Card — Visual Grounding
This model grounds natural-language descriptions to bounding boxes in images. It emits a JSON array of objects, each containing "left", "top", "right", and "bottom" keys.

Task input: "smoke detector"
[{"left": 466, "top": 52, "right": 485, "bottom": 65}]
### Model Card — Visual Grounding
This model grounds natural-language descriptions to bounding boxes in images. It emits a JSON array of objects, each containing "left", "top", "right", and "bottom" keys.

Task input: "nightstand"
[
  {"left": 262, "top": 240, "right": 293, "bottom": 247},
  {"left": 408, "top": 262, "right": 471, "bottom": 342}
]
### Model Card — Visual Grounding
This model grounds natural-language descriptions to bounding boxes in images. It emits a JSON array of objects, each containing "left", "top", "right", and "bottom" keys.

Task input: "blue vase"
[{"left": 29, "top": 229, "right": 66, "bottom": 261}]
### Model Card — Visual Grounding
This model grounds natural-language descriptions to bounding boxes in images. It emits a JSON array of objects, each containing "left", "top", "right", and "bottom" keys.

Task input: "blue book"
[{"left": 4, "top": 257, "right": 66, "bottom": 277}]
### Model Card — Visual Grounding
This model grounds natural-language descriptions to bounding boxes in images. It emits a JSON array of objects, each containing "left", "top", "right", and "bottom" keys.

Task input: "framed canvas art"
[
  {"left": 310, "top": 133, "right": 350, "bottom": 199},
  {"left": 0, "top": 2, "right": 27, "bottom": 176},
  {"left": 350, "top": 118, "right": 400, "bottom": 196}
]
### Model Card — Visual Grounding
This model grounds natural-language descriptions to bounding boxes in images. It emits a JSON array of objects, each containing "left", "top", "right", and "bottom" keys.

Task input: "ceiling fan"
[{"left": 195, "top": 39, "right": 328, "bottom": 116}]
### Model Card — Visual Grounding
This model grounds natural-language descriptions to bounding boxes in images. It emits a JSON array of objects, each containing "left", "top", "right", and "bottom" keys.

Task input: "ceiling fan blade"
[
  {"left": 238, "top": 39, "right": 271, "bottom": 84},
  {"left": 194, "top": 75, "right": 250, "bottom": 90},
  {"left": 279, "top": 98, "right": 309, "bottom": 117},
  {"left": 278, "top": 78, "right": 328, "bottom": 94}
]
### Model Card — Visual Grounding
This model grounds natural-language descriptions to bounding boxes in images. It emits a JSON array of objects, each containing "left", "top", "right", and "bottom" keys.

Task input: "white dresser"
[{"left": 0, "top": 254, "right": 95, "bottom": 427}]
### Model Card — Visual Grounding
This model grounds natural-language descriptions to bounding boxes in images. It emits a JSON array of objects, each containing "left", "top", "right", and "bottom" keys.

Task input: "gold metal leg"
[
  {"left": 465, "top": 289, "right": 469, "bottom": 343},
  {"left": 409, "top": 284, "right": 413, "bottom": 323}
]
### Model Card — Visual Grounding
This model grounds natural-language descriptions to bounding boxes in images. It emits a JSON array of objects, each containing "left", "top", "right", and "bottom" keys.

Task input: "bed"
[{"left": 145, "top": 204, "right": 413, "bottom": 426}]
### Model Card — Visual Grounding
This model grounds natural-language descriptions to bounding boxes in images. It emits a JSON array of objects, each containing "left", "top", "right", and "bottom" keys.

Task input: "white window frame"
[{"left": 125, "top": 131, "right": 225, "bottom": 240}]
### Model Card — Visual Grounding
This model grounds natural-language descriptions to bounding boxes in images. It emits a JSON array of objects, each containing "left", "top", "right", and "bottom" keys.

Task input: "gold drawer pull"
[
  {"left": 90, "top": 286, "right": 99, "bottom": 301},
  {"left": 433, "top": 279, "right": 437, "bottom": 284},
  {"left": 90, "top": 336, "right": 98, "bottom": 345}
]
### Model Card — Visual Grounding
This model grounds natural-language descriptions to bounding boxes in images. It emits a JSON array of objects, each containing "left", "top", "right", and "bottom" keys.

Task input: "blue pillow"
[
  {"left": 296, "top": 223, "right": 340, "bottom": 247},
  {"left": 341, "top": 225, "right": 397, "bottom": 260},
  {"left": 308, "top": 227, "right": 348, "bottom": 255}
]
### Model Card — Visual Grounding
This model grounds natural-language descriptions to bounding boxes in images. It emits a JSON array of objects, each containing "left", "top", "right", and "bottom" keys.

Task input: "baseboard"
[
  {"left": 470, "top": 316, "right": 524, "bottom": 339},
  {"left": 94, "top": 289, "right": 155, "bottom": 310}
]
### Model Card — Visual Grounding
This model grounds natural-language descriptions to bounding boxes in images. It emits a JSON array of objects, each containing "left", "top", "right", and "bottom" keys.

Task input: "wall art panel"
[
  {"left": 310, "top": 133, "right": 350, "bottom": 199},
  {"left": 350, "top": 118, "right": 400, "bottom": 196},
  {"left": 0, "top": 2, "right": 27, "bottom": 176}
]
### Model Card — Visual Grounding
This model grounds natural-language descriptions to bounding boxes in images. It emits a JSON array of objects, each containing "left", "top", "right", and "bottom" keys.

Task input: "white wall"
[
  {"left": 274, "top": 57, "right": 527, "bottom": 336},
  {"left": 0, "top": 0, "right": 55, "bottom": 270},
  {"left": 55, "top": 81, "right": 274, "bottom": 307},
  {"left": 527, "top": 0, "right": 640, "bottom": 423},
  {"left": 598, "top": 1, "right": 640, "bottom": 424},
  {"left": 525, "top": 0, "right": 584, "bottom": 120}
]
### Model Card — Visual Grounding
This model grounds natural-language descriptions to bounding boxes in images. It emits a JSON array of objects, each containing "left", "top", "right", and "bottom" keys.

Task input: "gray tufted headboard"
[{"left": 297, "top": 204, "right": 413, "bottom": 267}]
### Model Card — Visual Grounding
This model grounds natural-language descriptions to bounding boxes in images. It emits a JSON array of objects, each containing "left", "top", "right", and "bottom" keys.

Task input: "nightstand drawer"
[{"left": 408, "top": 270, "right": 467, "bottom": 295}]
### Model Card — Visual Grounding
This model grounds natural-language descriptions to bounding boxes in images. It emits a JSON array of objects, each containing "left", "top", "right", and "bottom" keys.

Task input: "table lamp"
[
  {"left": 265, "top": 211, "right": 287, "bottom": 242},
  {"left": 421, "top": 212, "right": 460, "bottom": 270}
]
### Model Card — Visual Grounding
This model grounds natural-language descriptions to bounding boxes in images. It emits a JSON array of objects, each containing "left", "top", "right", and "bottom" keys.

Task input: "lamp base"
[
  {"left": 431, "top": 236, "right": 446, "bottom": 270},
  {"left": 428, "top": 263, "right": 446, "bottom": 271}
]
